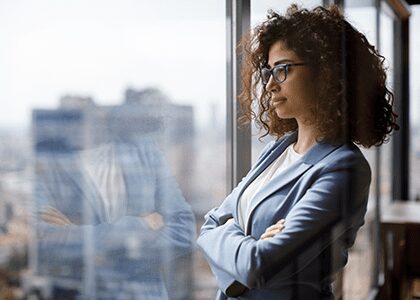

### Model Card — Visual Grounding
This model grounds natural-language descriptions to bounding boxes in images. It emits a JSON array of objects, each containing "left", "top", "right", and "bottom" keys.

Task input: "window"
[
  {"left": 338, "top": 3, "right": 380, "bottom": 298},
  {"left": 379, "top": 4, "right": 395, "bottom": 205},
  {"left": 410, "top": 5, "right": 420, "bottom": 201},
  {"left": 0, "top": 1, "right": 225, "bottom": 299},
  {"left": 0, "top": 1, "right": 411, "bottom": 299},
  {"left": 343, "top": 2, "right": 398, "bottom": 299}
]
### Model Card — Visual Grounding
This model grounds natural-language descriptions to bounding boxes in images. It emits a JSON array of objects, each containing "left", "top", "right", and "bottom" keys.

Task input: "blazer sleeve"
[
  {"left": 198, "top": 141, "right": 276, "bottom": 295},
  {"left": 201, "top": 141, "right": 276, "bottom": 229},
  {"left": 196, "top": 151, "right": 371, "bottom": 295}
]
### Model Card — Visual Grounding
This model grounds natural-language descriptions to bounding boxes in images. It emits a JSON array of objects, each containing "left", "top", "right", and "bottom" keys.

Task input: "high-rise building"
[{"left": 25, "top": 88, "right": 196, "bottom": 300}]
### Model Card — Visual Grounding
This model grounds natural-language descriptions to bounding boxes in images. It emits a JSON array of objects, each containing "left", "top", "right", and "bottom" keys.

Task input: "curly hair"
[{"left": 239, "top": 4, "right": 399, "bottom": 147}]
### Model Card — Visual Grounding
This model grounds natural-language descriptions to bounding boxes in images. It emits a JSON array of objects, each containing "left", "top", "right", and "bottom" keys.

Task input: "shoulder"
[
  {"left": 331, "top": 143, "right": 369, "bottom": 165},
  {"left": 317, "top": 143, "right": 371, "bottom": 180}
]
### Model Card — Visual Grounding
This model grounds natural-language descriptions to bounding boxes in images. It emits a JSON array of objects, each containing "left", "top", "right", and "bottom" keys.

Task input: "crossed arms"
[{"left": 197, "top": 156, "right": 370, "bottom": 297}]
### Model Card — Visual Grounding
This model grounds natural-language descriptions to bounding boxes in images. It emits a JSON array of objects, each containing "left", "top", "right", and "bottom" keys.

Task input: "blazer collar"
[
  {"left": 237, "top": 131, "right": 341, "bottom": 233},
  {"left": 251, "top": 131, "right": 341, "bottom": 176},
  {"left": 243, "top": 132, "right": 298, "bottom": 193}
]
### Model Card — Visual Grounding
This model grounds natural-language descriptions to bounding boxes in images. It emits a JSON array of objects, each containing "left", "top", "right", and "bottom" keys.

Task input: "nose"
[{"left": 265, "top": 75, "right": 280, "bottom": 93}]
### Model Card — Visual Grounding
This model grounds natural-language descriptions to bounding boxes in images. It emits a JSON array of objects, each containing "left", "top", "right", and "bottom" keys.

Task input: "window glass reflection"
[
  {"left": 31, "top": 93, "right": 196, "bottom": 299},
  {"left": 0, "top": 1, "right": 225, "bottom": 299},
  {"left": 342, "top": 4, "right": 379, "bottom": 299},
  {"left": 409, "top": 6, "right": 420, "bottom": 201},
  {"left": 378, "top": 8, "right": 394, "bottom": 205}
]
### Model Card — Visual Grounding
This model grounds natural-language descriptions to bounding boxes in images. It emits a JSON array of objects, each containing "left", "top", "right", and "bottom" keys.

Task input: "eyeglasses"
[{"left": 260, "top": 63, "right": 308, "bottom": 85}]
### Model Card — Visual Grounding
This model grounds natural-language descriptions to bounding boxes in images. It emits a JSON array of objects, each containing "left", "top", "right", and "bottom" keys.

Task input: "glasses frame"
[{"left": 260, "top": 62, "right": 308, "bottom": 85}]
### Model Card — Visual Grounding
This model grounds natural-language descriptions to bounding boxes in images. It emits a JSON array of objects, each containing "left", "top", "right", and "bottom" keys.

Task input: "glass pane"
[
  {"left": 343, "top": 3, "right": 384, "bottom": 299},
  {"left": 0, "top": 1, "right": 225, "bottom": 299},
  {"left": 248, "top": 2, "right": 387, "bottom": 299},
  {"left": 379, "top": 7, "right": 394, "bottom": 205},
  {"left": 409, "top": 5, "right": 420, "bottom": 201}
]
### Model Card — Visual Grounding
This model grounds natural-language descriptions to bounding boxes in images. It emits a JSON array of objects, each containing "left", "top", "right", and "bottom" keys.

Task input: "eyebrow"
[{"left": 267, "top": 59, "right": 294, "bottom": 68}]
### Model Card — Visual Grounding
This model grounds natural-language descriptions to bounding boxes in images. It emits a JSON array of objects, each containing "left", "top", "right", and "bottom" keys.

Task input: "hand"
[
  {"left": 141, "top": 212, "right": 164, "bottom": 231},
  {"left": 260, "top": 219, "right": 286, "bottom": 240},
  {"left": 225, "top": 218, "right": 234, "bottom": 225},
  {"left": 39, "top": 206, "right": 74, "bottom": 225}
]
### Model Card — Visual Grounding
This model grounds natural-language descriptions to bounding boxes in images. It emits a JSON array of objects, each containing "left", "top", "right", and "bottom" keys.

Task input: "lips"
[{"left": 272, "top": 98, "right": 287, "bottom": 104}]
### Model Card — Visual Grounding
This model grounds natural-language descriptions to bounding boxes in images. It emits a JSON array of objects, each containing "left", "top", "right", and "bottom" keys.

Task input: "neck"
[{"left": 294, "top": 120, "right": 318, "bottom": 154}]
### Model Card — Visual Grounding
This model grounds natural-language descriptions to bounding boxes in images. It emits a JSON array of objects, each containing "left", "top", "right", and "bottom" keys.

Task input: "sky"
[
  {"left": 0, "top": 0, "right": 226, "bottom": 128},
  {"left": 1, "top": 1, "right": 419, "bottom": 129}
]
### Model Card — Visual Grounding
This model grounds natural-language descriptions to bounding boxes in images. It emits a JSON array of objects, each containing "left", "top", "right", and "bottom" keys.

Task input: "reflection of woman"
[
  {"left": 34, "top": 138, "right": 195, "bottom": 299},
  {"left": 197, "top": 4, "right": 398, "bottom": 299}
]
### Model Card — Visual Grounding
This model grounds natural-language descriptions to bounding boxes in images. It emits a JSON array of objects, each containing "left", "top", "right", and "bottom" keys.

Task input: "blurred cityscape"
[
  {"left": 0, "top": 86, "right": 419, "bottom": 299},
  {"left": 0, "top": 87, "right": 225, "bottom": 299}
]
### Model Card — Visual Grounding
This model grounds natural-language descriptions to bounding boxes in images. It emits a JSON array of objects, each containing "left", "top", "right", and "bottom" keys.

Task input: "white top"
[{"left": 238, "top": 143, "right": 303, "bottom": 230}]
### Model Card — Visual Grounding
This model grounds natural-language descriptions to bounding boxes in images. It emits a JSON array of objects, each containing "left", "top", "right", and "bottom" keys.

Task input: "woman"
[
  {"left": 33, "top": 136, "right": 195, "bottom": 299},
  {"left": 197, "top": 4, "right": 398, "bottom": 300}
]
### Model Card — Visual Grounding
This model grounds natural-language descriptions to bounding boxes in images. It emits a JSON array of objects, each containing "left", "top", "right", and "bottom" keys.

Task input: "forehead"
[{"left": 267, "top": 40, "right": 300, "bottom": 66}]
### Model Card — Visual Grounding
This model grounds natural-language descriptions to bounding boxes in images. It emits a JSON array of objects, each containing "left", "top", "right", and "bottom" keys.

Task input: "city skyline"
[
  {"left": 1, "top": 2, "right": 419, "bottom": 299},
  {"left": 2, "top": 2, "right": 420, "bottom": 129}
]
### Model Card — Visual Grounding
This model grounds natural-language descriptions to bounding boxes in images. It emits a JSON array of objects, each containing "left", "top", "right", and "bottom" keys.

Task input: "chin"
[{"left": 275, "top": 109, "right": 292, "bottom": 119}]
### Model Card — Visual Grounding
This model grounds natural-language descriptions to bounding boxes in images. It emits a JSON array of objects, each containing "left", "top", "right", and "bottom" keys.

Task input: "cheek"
[
  {"left": 287, "top": 73, "right": 313, "bottom": 95},
  {"left": 286, "top": 81, "right": 313, "bottom": 103},
  {"left": 296, "top": 76, "right": 317, "bottom": 101},
  {"left": 301, "top": 84, "right": 316, "bottom": 100}
]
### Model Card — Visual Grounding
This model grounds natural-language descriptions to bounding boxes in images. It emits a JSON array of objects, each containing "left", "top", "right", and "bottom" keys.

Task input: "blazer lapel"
[
  {"left": 237, "top": 132, "right": 298, "bottom": 199},
  {"left": 233, "top": 132, "right": 297, "bottom": 220},
  {"left": 245, "top": 140, "right": 341, "bottom": 233}
]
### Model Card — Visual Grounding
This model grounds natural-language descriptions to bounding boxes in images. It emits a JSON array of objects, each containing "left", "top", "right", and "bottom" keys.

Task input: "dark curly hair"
[{"left": 239, "top": 4, "right": 398, "bottom": 147}]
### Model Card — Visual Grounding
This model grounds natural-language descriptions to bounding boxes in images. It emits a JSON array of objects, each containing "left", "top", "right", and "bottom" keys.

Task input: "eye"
[{"left": 273, "top": 66, "right": 286, "bottom": 82}]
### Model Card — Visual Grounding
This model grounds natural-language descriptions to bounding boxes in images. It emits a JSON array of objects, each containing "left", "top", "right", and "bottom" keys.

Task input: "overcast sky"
[
  {"left": 0, "top": 0, "right": 226, "bottom": 128},
  {"left": 1, "top": 1, "right": 419, "bottom": 128}
]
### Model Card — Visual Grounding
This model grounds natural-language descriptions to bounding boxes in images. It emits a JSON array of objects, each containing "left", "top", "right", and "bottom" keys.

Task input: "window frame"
[{"left": 228, "top": 1, "right": 412, "bottom": 298}]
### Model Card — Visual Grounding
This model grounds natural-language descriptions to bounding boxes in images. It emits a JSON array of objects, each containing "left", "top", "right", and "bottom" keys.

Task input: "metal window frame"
[
  {"left": 391, "top": 5, "right": 411, "bottom": 201},
  {"left": 373, "top": 0, "right": 382, "bottom": 291},
  {"left": 226, "top": 0, "right": 251, "bottom": 192}
]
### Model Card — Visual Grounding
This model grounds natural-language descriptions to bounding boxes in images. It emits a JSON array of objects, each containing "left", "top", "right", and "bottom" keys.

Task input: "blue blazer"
[{"left": 197, "top": 132, "right": 371, "bottom": 299}]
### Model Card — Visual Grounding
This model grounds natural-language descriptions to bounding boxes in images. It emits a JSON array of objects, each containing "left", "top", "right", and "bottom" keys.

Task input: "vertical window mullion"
[
  {"left": 226, "top": 0, "right": 251, "bottom": 192},
  {"left": 392, "top": 16, "right": 410, "bottom": 201},
  {"left": 372, "top": 0, "right": 382, "bottom": 291}
]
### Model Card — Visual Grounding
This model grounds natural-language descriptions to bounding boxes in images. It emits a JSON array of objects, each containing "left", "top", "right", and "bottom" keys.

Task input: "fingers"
[
  {"left": 142, "top": 212, "right": 164, "bottom": 231},
  {"left": 39, "top": 206, "right": 73, "bottom": 225},
  {"left": 260, "top": 219, "right": 286, "bottom": 240},
  {"left": 40, "top": 212, "right": 69, "bottom": 225},
  {"left": 225, "top": 218, "right": 234, "bottom": 225},
  {"left": 265, "top": 219, "right": 286, "bottom": 232}
]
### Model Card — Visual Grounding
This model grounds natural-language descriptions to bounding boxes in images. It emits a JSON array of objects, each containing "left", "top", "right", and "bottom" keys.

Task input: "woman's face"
[{"left": 265, "top": 40, "right": 317, "bottom": 124}]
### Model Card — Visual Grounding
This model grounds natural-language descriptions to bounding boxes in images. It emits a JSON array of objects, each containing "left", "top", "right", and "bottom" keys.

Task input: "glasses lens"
[{"left": 273, "top": 66, "right": 286, "bottom": 83}]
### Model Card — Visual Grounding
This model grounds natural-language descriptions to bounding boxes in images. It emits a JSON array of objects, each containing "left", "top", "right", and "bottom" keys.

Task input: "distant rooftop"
[
  {"left": 58, "top": 88, "right": 170, "bottom": 110},
  {"left": 124, "top": 88, "right": 169, "bottom": 105},
  {"left": 60, "top": 95, "right": 96, "bottom": 109}
]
